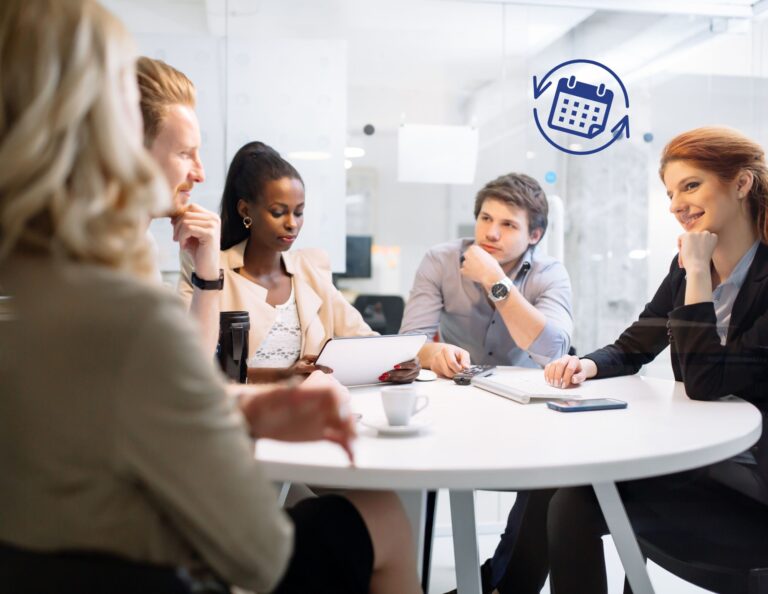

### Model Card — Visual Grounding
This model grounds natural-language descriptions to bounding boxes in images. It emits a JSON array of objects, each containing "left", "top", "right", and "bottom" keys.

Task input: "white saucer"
[
  {"left": 415, "top": 369, "right": 438, "bottom": 382},
  {"left": 361, "top": 416, "right": 431, "bottom": 436}
]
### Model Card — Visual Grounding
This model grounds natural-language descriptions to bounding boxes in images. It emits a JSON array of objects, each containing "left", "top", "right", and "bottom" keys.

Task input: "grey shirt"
[{"left": 400, "top": 238, "right": 573, "bottom": 368}]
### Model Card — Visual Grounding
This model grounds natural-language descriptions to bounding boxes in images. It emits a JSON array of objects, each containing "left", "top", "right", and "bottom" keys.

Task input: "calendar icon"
[{"left": 547, "top": 76, "right": 613, "bottom": 139}]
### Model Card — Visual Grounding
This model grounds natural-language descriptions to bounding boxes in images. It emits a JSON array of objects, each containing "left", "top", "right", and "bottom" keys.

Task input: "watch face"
[{"left": 491, "top": 282, "right": 509, "bottom": 299}]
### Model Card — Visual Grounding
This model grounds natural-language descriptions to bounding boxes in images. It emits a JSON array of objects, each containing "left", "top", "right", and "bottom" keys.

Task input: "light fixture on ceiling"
[
  {"left": 344, "top": 146, "right": 365, "bottom": 159},
  {"left": 344, "top": 159, "right": 353, "bottom": 170}
]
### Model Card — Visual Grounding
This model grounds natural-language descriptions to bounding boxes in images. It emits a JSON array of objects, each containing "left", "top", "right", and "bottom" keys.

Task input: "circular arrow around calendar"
[{"left": 532, "top": 59, "right": 630, "bottom": 156}]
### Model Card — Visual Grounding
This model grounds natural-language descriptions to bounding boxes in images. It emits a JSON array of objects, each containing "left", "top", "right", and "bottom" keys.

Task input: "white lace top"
[{"left": 247, "top": 283, "right": 302, "bottom": 368}]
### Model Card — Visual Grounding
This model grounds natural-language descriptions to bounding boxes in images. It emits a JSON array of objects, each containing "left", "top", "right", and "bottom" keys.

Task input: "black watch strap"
[{"left": 191, "top": 269, "right": 224, "bottom": 291}]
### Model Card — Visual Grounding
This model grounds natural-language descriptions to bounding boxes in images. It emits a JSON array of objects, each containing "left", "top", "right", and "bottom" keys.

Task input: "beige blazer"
[{"left": 179, "top": 240, "right": 376, "bottom": 359}]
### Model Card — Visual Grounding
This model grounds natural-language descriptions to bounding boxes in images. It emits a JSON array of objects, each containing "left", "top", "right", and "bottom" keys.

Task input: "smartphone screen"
[{"left": 547, "top": 398, "right": 627, "bottom": 412}]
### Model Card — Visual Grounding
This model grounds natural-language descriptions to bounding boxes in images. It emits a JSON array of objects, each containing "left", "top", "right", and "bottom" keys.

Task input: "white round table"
[{"left": 256, "top": 369, "right": 762, "bottom": 594}]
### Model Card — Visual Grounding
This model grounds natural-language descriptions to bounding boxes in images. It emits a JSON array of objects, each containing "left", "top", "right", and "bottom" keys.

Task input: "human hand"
[
  {"left": 460, "top": 244, "right": 505, "bottom": 289},
  {"left": 172, "top": 203, "right": 221, "bottom": 280},
  {"left": 428, "top": 344, "right": 471, "bottom": 378},
  {"left": 379, "top": 358, "right": 420, "bottom": 384},
  {"left": 300, "top": 368, "right": 348, "bottom": 395},
  {"left": 288, "top": 355, "right": 333, "bottom": 377},
  {"left": 677, "top": 231, "right": 718, "bottom": 275},
  {"left": 237, "top": 373, "right": 355, "bottom": 462},
  {"left": 544, "top": 355, "right": 597, "bottom": 388}
]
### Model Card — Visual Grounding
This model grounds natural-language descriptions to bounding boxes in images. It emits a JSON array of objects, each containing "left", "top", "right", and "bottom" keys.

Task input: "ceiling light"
[
  {"left": 344, "top": 147, "right": 365, "bottom": 159},
  {"left": 344, "top": 159, "right": 352, "bottom": 170}
]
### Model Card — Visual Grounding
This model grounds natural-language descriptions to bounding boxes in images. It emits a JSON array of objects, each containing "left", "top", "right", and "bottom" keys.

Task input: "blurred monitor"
[{"left": 338, "top": 235, "right": 372, "bottom": 279}]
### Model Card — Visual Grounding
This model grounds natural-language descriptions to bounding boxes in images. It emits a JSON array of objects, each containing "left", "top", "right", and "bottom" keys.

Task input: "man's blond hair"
[
  {"left": 0, "top": 0, "right": 166, "bottom": 277},
  {"left": 136, "top": 56, "right": 196, "bottom": 147}
]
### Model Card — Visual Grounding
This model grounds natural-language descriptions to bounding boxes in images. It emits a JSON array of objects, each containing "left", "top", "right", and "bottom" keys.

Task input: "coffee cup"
[{"left": 381, "top": 385, "right": 429, "bottom": 426}]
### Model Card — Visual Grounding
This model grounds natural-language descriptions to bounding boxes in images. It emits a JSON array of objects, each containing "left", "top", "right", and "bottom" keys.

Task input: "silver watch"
[{"left": 488, "top": 277, "right": 513, "bottom": 302}]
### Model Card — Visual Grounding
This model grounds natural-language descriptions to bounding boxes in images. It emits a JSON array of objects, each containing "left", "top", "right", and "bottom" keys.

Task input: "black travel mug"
[{"left": 217, "top": 311, "right": 250, "bottom": 383}]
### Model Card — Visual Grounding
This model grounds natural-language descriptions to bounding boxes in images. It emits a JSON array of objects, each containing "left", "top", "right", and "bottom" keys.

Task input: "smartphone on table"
[{"left": 547, "top": 398, "right": 627, "bottom": 412}]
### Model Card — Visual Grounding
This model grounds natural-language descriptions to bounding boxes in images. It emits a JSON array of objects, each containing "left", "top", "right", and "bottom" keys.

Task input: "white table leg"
[
  {"left": 593, "top": 482, "right": 654, "bottom": 594},
  {"left": 397, "top": 490, "right": 427, "bottom": 580},
  {"left": 449, "top": 490, "right": 481, "bottom": 594},
  {"left": 276, "top": 482, "right": 290, "bottom": 507}
]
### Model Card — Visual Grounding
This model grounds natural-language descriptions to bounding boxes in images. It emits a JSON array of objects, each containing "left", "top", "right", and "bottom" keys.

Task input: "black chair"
[
  {"left": 0, "top": 541, "right": 229, "bottom": 594},
  {"left": 352, "top": 295, "right": 405, "bottom": 335},
  {"left": 626, "top": 422, "right": 768, "bottom": 594},
  {"left": 627, "top": 480, "right": 768, "bottom": 594}
]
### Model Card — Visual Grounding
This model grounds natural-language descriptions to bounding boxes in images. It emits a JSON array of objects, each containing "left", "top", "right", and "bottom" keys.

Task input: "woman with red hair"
[{"left": 489, "top": 127, "right": 768, "bottom": 594}]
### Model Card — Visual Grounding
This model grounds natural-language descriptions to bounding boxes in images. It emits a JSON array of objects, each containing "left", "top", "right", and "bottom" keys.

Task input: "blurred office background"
[{"left": 105, "top": 1, "right": 768, "bottom": 591}]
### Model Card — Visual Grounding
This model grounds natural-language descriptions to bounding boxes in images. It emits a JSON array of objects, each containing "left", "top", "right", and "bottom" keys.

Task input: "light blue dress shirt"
[
  {"left": 400, "top": 238, "right": 573, "bottom": 368},
  {"left": 712, "top": 240, "right": 759, "bottom": 345}
]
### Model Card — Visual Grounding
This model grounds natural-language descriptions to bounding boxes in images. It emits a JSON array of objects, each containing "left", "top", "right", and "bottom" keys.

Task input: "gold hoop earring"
[{"left": 242, "top": 216, "right": 252, "bottom": 229}]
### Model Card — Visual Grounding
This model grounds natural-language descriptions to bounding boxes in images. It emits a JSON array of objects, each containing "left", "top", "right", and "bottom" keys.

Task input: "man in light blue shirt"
[
  {"left": 400, "top": 172, "right": 573, "bottom": 377},
  {"left": 400, "top": 172, "right": 574, "bottom": 594}
]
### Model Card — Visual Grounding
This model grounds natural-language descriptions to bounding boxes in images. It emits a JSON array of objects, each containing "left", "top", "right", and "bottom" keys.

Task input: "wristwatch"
[
  {"left": 488, "top": 277, "right": 513, "bottom": 302},
  {"left": 191, "top": 269, "right": 224, "bottom": 291}
]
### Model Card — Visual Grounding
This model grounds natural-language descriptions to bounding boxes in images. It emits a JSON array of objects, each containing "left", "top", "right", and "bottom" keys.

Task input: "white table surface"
[
  {"left": 256, "top": 369, "right": 761, "bottom": 488},
  {"left": 255, "top": 368, "right": 762, "bottom": 594}
]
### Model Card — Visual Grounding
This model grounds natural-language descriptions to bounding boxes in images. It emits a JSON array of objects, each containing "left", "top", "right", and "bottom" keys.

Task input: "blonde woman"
[{"left": 0, "top": 2, "right": 420, "bottom": 594}]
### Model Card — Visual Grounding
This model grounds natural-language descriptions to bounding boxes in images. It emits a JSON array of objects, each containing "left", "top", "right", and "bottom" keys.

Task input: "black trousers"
[
  {"left": 547, "top": 462, "right": 768, "bottom": 594},
  {"left": 489, "top": 490, "right": 556, "bottom": 594},
  {"left": 493, "top": 461, "right": 768, "bottom": 594}
]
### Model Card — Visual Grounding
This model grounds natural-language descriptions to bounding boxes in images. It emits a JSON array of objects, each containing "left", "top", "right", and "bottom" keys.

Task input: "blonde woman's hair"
[
  {"left": 0, "top": 0, "right": 168, "bottom": 276},
  {"left": 136, "top": 56, "right": 196, "bottom": 147}
]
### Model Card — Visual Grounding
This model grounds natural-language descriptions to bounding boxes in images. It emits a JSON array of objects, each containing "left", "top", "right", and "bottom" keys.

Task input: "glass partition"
[{"left": 105, "top": 0, "right": 768, "bottom": 360}]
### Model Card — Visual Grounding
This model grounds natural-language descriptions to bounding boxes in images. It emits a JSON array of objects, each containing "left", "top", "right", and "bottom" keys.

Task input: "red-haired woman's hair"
[{"left": 660, "top": 126, "right": 768, "bottom": 243}]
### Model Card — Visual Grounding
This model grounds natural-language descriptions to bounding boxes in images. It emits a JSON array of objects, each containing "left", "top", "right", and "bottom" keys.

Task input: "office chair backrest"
[
  {"left": 352, "top": 295, "right": 405, "bottom": 335},
  {"left": 0, "top": 542, "right": 227, "bottom": 594}
]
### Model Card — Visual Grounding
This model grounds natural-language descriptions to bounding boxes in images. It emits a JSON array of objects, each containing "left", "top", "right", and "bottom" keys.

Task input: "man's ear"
[
  {"left": 236, "top": 199, "right": 250, "bottom": 219},
  {"left": 529, "top": 227, "right": 544, "bottom": 246}
]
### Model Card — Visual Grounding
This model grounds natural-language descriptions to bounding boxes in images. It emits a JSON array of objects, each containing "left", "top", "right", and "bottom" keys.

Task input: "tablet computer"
[{"left": 315, "top": 334, "right": 427, "bottom": 386}]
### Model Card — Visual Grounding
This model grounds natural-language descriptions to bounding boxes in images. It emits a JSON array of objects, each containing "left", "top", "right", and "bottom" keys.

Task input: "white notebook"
[{"left": 471, "top": 369, "right": 585, "bottom": 404}]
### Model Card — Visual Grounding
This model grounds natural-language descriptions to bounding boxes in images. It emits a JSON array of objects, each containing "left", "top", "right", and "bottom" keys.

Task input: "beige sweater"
[{"left": 0, "top": 255, "right": 292, "bottom": 592}]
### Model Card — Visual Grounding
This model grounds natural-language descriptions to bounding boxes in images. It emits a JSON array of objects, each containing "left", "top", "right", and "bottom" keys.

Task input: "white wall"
[{"left": 337, "top": 129, "right": 459, "bottom": 299}]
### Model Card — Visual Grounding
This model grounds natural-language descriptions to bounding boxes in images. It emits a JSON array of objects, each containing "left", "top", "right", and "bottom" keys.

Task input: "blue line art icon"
[
  {"left": 547, "top": 76, "right": 613, "bottom": 139},
  {"left": 532, "top": 59, "right": 630, "bottom": 156}
]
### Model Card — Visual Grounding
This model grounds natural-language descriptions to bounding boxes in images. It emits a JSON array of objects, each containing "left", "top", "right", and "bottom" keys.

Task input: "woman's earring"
[{"left": 242, "top": 216, "right": 252, "bottom": 229}]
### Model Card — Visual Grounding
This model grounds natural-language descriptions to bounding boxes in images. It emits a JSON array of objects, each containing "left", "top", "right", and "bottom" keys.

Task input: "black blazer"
[{"left": 586, "top": 242, "right": 768, "bottom": 478}]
